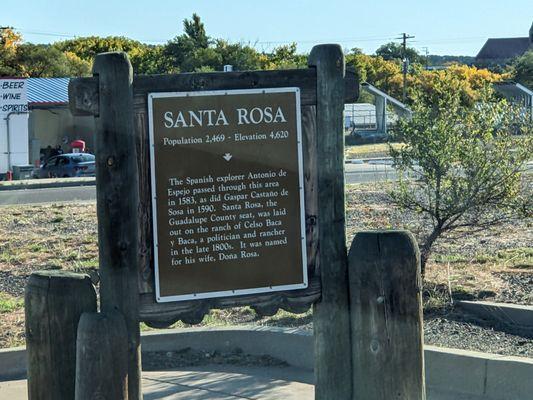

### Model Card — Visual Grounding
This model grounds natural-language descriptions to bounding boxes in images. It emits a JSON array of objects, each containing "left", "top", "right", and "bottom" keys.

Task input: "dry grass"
[
  {"left": 344, "top": 142, "right": 404, "bottom": 159},
  {"left": 0, "top": 183, "right": 530, "bottom": 348},
  {"left": 0, "top": 203, "right": 99, "bottom": 348},
  {"left": 0, "top": 203, "right": 99, "bottom": 279},
  {"left": 0, "top": 309, "right": 24, "bottom": 348},
  {"left": 345, "top": 182, "right": 532, "bottom": 310}
]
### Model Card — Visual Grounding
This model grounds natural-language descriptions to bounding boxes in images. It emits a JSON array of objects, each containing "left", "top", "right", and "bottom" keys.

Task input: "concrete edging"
[
  {"left": 1, "top": 326, "right": 532, "bottom": 400},
  {"left": 457, "top": 300, "right": 533, "bottom": 331},
  {"left": 0, "top": 177, "right": 95, "bottom": 191},
  {"left": 0, "top": 346, "right": 26, "bottom": 380}
]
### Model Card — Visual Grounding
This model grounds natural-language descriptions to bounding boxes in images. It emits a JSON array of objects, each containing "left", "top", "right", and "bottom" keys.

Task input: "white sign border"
[{"left": 148, "top": 87, "right": 308, "bottom": 303}]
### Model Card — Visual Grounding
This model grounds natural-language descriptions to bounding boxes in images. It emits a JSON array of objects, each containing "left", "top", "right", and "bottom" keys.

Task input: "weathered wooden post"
[
  {"left": 309, "top": 45, "right": 352, "bottom": 400},
  {"left": 25, "top": 271, "right": 97, "bottom": 400},
  {"left": 75, "top": 312, "right": 129, "bottom": 400},
  {"left": 92, "top": 52, "right": 142, "bottom": 399},
  {"left": 348, "top": 231, "right": 426, "bottom": 399},
  {"left": 67, "top": 45, "right": 361, "bottom": 399}
]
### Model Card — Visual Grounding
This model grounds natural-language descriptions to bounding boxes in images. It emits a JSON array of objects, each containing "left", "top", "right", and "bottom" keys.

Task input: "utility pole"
[
  {"left": 422, "top": 47, "right": 429, "bottom": 70},
  {"left": 397, "top": 33, "right": 415, "bottom": 103}
]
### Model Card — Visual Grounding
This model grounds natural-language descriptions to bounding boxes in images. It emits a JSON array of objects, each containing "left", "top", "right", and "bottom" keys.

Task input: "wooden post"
[
  {"left": 348, "top": 231, "right": 426, "bottom": 400},
  {"left": 75, "top": 312, "right": 129, "bottom": 400},
  {"left": 25, "top": 271, "right": 97, "bottom": 400},
  {"left": 308, "top": 45, "right": 352, "bottom": 400},
  {"left": 92, "top": 52, "right": 142, "bottom": 400}
]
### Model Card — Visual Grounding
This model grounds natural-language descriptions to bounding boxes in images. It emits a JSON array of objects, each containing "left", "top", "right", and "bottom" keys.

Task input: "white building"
[
  {"left": 0, "top": 78, "right": 29, "bottom": 176},
  {"left": 0, "top": 77, "right": 95, "bottom": 178}
]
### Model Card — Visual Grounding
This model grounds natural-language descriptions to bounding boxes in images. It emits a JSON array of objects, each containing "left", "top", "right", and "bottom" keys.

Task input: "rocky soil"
[{"left": 0, "top": 184, "right": 531, "bottom": 358}]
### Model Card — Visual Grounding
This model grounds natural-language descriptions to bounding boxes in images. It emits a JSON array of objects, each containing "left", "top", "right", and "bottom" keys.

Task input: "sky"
[{"left": 2, "top": 0, "right": 532, "bottom": 56}]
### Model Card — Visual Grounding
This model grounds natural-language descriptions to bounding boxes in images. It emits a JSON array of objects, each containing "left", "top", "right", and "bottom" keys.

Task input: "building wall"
[
  {"left": 0, "top": 113, "right": 29, "bottom": 174},
  {"left": 28, "top": 106, "right": 95, "bottom": 165}
]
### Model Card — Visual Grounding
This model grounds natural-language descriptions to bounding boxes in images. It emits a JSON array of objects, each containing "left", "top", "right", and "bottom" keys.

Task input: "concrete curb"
[
  {"left": 426, "top": 346, "right": 533, "bottom": 400},
  {"left": 0, "top": 177, "right": 95, "bottom": 191},
  {"left": 1, "top": 326, "right": 532, "bottom": 400},
  {"left": 345, "top": 156, "right": 393, "bottom": 165},
  {"left": 344, "top": 159, "right": 364, "bottom": 164},
  {"left": 457, "top": 300, "right": 533, "bottom": 330},
  {"left": 0, "top": 347, "right": 26, "bottom": 380},
  {"left": 142, "top": 326, "right": 314, "bottom": 370}
]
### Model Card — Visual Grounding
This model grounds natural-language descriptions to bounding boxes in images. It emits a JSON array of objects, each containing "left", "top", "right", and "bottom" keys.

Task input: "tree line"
[
  {"left": 1, "top": 14, "right": 531, "bottom": 103},
  {"left": 1, "top": 14, "right": 531, "bottom": 278}
]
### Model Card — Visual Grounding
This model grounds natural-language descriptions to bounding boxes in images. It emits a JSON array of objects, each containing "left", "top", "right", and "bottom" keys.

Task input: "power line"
[
  {"left": 5, "top": 25, "right": 488, "bottom": 54},
  {"left": 16, "top": 29, "right": 76, "bottom": 38},
  {"left": 10, "top": 26, "right": 401, "bottom": 47},
  {"left": 255, "top": 35, "right": 398, "bottom": 46},
  {"left": 11, "top": 27, "right": 168, "bottom": 43},
  {"left": 415, "top": 37, "right": 486, "bottom": 45}
]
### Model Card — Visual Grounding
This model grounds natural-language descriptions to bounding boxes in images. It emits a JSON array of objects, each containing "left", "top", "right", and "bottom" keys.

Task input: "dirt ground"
[{"left": 0, "top": 183, "right": 531, "bottom": 351}]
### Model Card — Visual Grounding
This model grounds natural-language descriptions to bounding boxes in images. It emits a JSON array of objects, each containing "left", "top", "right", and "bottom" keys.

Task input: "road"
[
  {"left": 0, "top": 164, "right": 398, "bottom": 206},
  {"left": 345, "top": 163, "right": 398, "bottom": 184},
  {"left": 0, "top": 186, "right": 97, "bottom": 206},
  {"left": 2, "top": 161, "right": 531, "bottom": 205}
]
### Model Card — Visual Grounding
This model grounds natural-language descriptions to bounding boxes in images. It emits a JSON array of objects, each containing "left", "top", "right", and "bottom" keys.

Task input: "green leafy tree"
[
  {"left": 389, "top": 83, "right": 532, "bottom": 275},
  {"left": 16, "top": 44, "right": 91, "bottom": 77},
  {"left": 183, "top": 13, "right": 209, "bottom": 49},
  {"left": 512, "top": 50, "right": 533, "bottom": 88},
  {"left": 427, "top": 55, "right": 475, "bottom": 66},
  {"left": 213, "top": 40, "right": 262, "bottom": 71},
  {"left": 55, "top": 36, "right": 171, "bottom": 74},
  {"left": 1, "top": 29, "right": 91, "bottom": 77},
  {"left": 54, "top": 36, "right": 145, "bottom": 61},
  {"left": 63, "top": 51, "right": 91, "bottom": 76},
  {"left": 376, "top": 42, "right": 422, "bottom": 64},
  {"left": 164, "top": 14, "right": 212, "bottom": 71},
  {"left": 165, "top": 14, "right": 263, "bottom": 72},
  {"left": 130, "top": 45, "right": 176, "bottom": 74},
  {"left": 260, "top": 43, "right": 307, "bottom": 70},
  {"left": 346, "top": 52, "right": 403, "bottom": 98},
  {"left": 0, "top": 27, "right": 22, "bottom": 76},
  {"left": 412, "top": 64, "right": 504, "bottom": 107}
]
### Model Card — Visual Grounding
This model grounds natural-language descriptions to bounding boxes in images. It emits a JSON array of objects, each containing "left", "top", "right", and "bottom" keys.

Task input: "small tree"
[
  {"left": 512, "top": 49, "right": 533, "bottom": 88},
  {"left": 389, "top": 81, "right": 532, "bottom": 276}
]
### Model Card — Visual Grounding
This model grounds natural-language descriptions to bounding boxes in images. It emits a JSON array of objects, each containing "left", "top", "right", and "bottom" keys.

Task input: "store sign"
[
  {"left": 0, "top": 79, "right": 28, "bottom": 115},
  {"left": 148, "top": 88, "right": 307, "bottom": 302}
]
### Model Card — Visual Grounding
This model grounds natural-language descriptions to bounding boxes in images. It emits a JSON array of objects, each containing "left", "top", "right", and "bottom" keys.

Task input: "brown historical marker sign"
[{"left": 148, "top": 88, "right": 307, "bottom": 302}]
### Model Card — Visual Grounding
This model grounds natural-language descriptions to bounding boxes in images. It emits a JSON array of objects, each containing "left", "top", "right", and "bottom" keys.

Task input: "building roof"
[
  {"left": 27, "top": 77, "right": 69, "bottom": 105},
  {"left": 475, "top": 37, "right": 530, "bottom": 61}
]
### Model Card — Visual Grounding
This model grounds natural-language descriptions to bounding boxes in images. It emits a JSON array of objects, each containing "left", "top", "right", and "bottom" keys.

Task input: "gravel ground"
[
  {"left": 141, "top": 317, "right": 532, "bottom": 371},
  {"left": 0, "top": 271, "right": 27, "bottom": 298},
  {"left": 341, "top": 183, "right": 533, "bottom": 358},
  {"left": 494, "top": 272, "right": 533, "bottom": 305},
  {"left": 142, "top": 348, "right": 288, "bottom": 370},
  {"left": 144, "top": 315, "right": 532, "bottom": 370},
  {"left": 1, "top": 186, "right": 531, "bottom": 359},
  {"left": 424, "top": 309, "right": 533, "bottom": 357},
  {"left": 256, "top": 308, "right": 533, "bottom": 358}
]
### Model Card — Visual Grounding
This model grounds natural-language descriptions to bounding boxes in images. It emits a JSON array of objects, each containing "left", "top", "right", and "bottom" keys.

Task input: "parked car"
[{"left": 38, "top": 153, "right": 95, "bottom": 178}]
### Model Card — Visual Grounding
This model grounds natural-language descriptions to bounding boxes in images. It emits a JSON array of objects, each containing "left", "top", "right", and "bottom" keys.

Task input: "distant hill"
[{"left": 427, "top": 55, "right": 475, "bottom": 66}]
